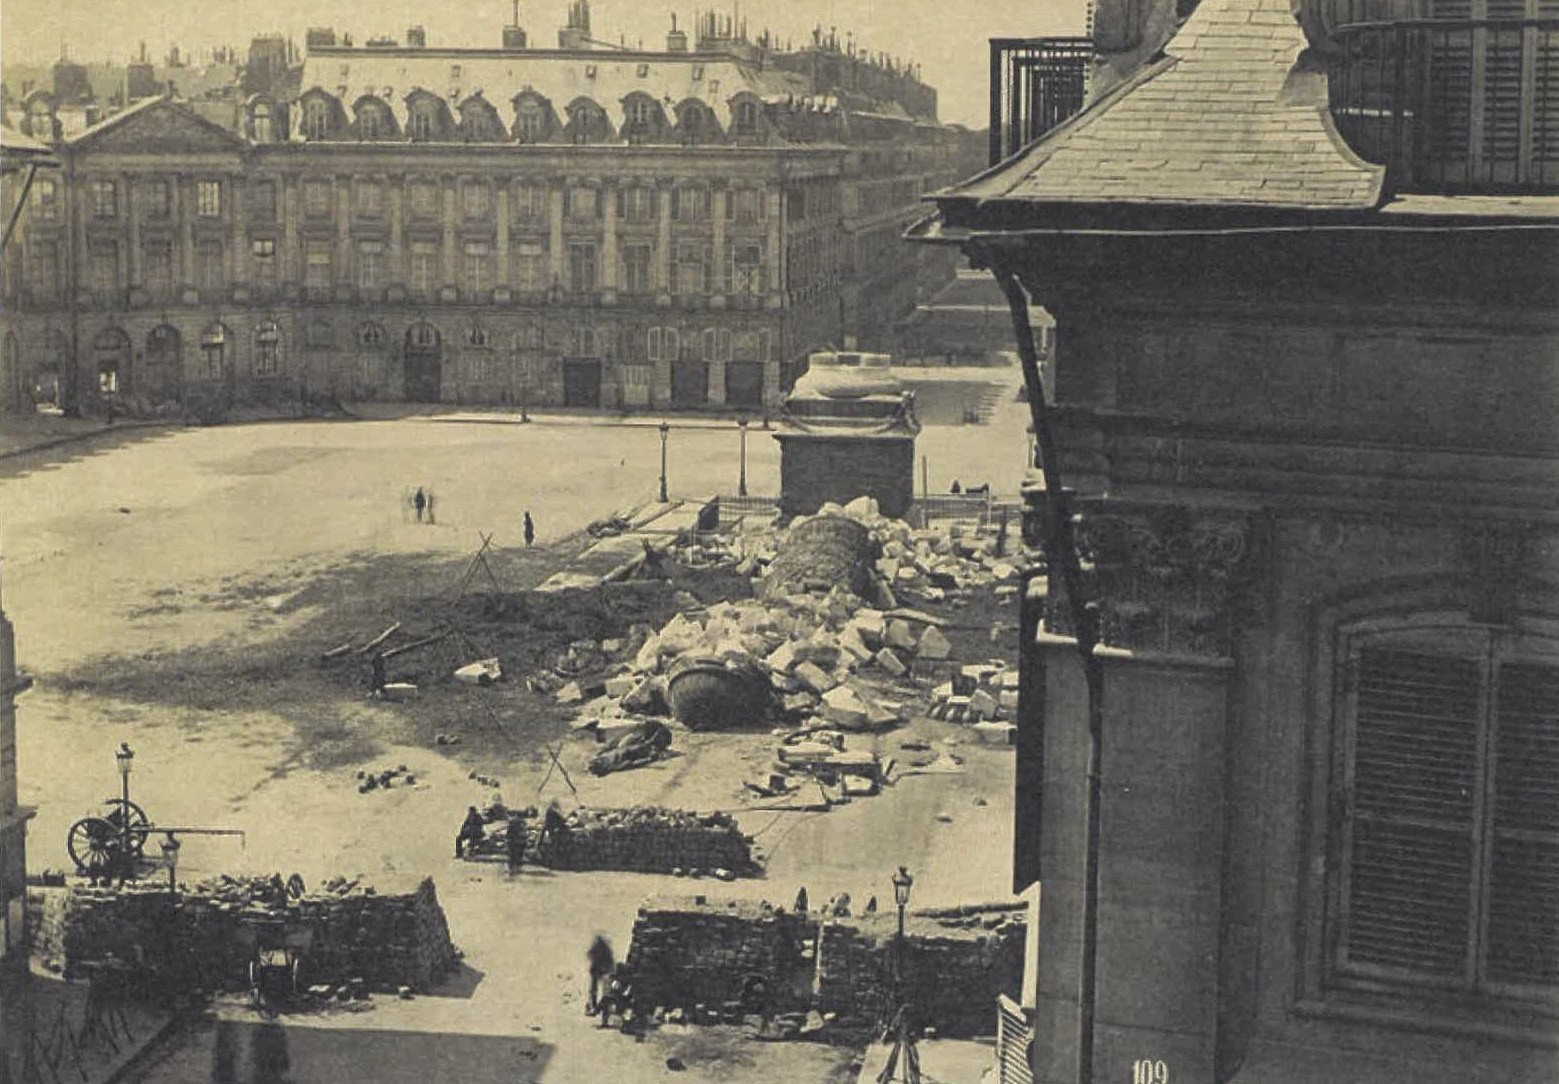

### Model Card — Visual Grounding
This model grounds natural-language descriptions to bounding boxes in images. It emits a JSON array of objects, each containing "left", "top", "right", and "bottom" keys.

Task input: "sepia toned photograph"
[{"left": 0, "top": 1, "right": 1554, "bottom": 1082}]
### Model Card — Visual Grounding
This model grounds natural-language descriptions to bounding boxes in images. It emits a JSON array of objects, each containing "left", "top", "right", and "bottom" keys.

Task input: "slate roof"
[
  {"left": 945, "top": 0, "right": 1385, "bottom": 212},
  {"left": 296, "top": 46, "right": 816, "bottom": 139}
]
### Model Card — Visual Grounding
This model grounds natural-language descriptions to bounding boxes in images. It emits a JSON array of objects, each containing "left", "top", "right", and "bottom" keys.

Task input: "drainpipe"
[{"left": 988, "top": 258, "right": 1105, "bottom": 1084}]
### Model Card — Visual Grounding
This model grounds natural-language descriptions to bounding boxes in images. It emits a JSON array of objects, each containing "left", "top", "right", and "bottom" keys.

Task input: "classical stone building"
[
  {"left": 916, "top": 0, "right": 1558, "bottom": 1081},
  {"left": 0, "top": 6, "right": 976, "bottom": 417}
]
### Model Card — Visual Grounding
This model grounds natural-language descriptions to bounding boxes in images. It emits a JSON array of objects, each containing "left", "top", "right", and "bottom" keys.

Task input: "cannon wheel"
[
  {"left": 67, "top": 816, "right": 121, "bottom": 874},
  {"left": 104, "top": 799, "right": 151, "bottom": 858}
]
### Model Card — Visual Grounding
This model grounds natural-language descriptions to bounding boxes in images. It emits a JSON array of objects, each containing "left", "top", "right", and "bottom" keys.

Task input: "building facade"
[
  {"left": 917, "top": 0, "right": 1559, "bottom": 1081},
  {"left": 1, "top": 7, "right": 976, "bottom": 417}
]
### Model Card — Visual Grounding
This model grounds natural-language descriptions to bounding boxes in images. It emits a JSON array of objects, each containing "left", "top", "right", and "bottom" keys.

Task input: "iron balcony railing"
[
  {"left": 989, "top": 37, "right": 1093, "bottom": 166},
  {"left": 1330, "top": 13, "right": 1559, "bottom": 193}
]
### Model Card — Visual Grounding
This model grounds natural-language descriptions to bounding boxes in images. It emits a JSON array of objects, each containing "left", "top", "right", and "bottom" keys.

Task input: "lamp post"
[
  {"left": 114, "top": 743, "right": 134, "bottom": 885},
  {"left": 738, "top": 415, "right": 749, "bottom": 497},
  {"left": 159, "top": 834, "right": 180, "bottom": 894},
  {"left": 658, "top": 420, "right": 670, "bottom": 503},
  {"left": 892, "top": 865, "right": 913, "bottom": 954},
  {"left": 880, "top": 865, "right": 919, "bottom": 1084}
]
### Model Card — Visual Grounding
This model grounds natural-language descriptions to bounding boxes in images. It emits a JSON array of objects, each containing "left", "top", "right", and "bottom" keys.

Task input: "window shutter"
[
  {"left": 1488, "top": 662, "right": 1559, "bottom": 987},
  {"left": 1343, "top": 646, "right": 1481, "bottom": 978}
]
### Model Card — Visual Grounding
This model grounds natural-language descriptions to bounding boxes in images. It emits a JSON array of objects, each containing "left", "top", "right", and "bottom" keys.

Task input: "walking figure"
[
  {"left": 413, "top": 487, "right": 427, "bottom": 523},
  {"left": 426, "top": 490, "right": 437, "bottom": 525},
  {"left": 585, "top": 935, "right": 615, "bottom": 1015},
  {"left": 506, "top": 811, "right": 528, "bottom": 872},
  {"left": 523, "top": 510, "right": 535, "bottom": 548}
]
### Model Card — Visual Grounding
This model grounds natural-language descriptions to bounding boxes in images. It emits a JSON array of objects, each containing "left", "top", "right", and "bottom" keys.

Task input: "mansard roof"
[{"left": 293, "top": 45, "right": 815, "bottom": 141}]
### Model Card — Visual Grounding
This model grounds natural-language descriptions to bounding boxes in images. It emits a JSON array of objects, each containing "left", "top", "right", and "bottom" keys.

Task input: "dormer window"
[{"left": 303, "top": 97, "right": 331, "bottom": 140}]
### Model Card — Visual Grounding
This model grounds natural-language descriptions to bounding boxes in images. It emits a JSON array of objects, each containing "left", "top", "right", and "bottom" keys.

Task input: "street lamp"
[
  {"left": 658, "top": 421, "right": 671, "bottom": 503},
  {"left": 738, "top": 416, "right": 749, "bottom": 497},
  {"left": 114, "top": 743, "right": 134, "bottom": 885},
  {"left": 159, "top": 834, "right": 181, "bottom": 894},
  {"left": 892, "top": 865, "right": 913, "bottom": 946}
]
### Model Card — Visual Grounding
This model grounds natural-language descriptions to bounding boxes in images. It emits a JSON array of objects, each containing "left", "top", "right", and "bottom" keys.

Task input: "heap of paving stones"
[
  {"left": 541, "top": 806, "right": 758, "bottom": 878},
  {"left": 36, "top": 875, "right": 458, "bottom": 995}
]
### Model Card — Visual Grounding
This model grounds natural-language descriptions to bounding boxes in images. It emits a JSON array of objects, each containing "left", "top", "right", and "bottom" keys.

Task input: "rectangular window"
[
  {"left": 732, "top": 187, "right": 765, "bottom": 224},
  {"left": 1330, "top": 629, "right": 1559, "bottom": 1013},
  {"left": 731, "top": 243, "right": 764, "bottom": 295},
  {"left": 29, "top": 241, "right": 60, "bottom": 299},
  {"left": 646, "top": 326, "right": 680, "bottom": 363},
  {"left": 673, "top": 186, "right": 710, "bottom": 221},
  {"left": 31, "top": 177, "right": 58, "bottom": 221},
  {"left": 304, "top": 239, "right": 332, "bottom": 293},
  {"left": 514, "top": 241, "right": 548, "bottom": 292},
  {"left": 567, "top": 242, "right": 597, "bottom": 293},
  {"left": 675, "top": 243, "right": 707, "bottom": 295},
  {"left": 358, "top": 240, "right": 384, "bottom": 289},
  {"left": 620, "top": 243, "right": 652, "bottom": 295},
  {"left": 409, "top": 240, "right": 438, "bottom": 295},
  {"left": 463, "top": 240, "right": 492, "bottom": 292},
  {"left": 90, "top": 241, "right": 119, "bottom": 291},
  {"left": 356, "top": 180, "right": 385, "bottom": 217},
  {"left": 91, "top": 180, "right": 118, "bottom": 219},
  {"left": 251, "top": 238, "right": 277, "bottom": 289},
  {"left": 462, "top": 182, "right": 491, "bottom": 218},
  {"left": 566, "top": 186, "right": 598, "bottom": 221},
  {"left": 196, "top": 239, "right": 224, "bottom": 291},
  {"left": 143, "top": 178, "right": 172, "bottom": 219},
  {"left": 254, "top": 330, "right": 281, "bottom": 376},
  {"left": 513, "top": 184, "right": 547, "bottom": 221},
  {"left": 410, "top": 181, "right": 439, "bottom": 218},
  {"left": 303, "top": 179, "right": 332, "bottom": 217},
  {"left": 248, "top": 180, "right": 276, "bottom": 221},
  {"left": 197, "top": 179, "right": 222, "bottom": 218},
  {"left": 621, "top": 186, "right": 655, "bottom": 223},
  {"left": 144, "top": 239, "right": 174, "bottom": 294}
]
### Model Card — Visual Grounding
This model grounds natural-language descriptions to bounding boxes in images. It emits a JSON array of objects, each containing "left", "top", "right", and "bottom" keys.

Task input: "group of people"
[
  {"left": 586, "top": 935, "right": 636, "bottom": 1031},
  {"left": 454, "top": 799, "right": 571, "bottom": 870}
]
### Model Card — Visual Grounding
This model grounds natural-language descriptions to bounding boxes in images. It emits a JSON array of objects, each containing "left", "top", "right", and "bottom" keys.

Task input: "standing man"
[
  {"left": 455, "top": 806, "right": 485, "bottom": 858},
  {"left": 506, "top": 810, "right": 527, "bottom": 872},
  {"left": 585, "top": 935, "right": 615, "bottom": 1016},
  {"left": 413, "top": 487, "right": 427, "bottom": 524},
  {"left": 523, "top": 510, "right": 536, "bottom": 548}
]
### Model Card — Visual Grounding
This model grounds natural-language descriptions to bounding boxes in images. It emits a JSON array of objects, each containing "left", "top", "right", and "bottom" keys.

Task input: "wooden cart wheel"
[
  {"left": 104, "top": 799, "right": 151, "bottom": 857},
  {"left": 67, "top": 816, "right": 120, "bottom": 874}
]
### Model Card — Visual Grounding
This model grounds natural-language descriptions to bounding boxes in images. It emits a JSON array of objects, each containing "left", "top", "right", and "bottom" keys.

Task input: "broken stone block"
[
  {"left": 836, "top": 626, "right": 872, "bottom": 663},
  {"left": 969, "top": 689, "right": 999, "bottom": 720},
  {"left": 865, "top": 700, "right": 903, "bottom": 729},
  {"left": 782, "top": 691, "right": 818, "bottom": 714},
  {"left": 604, "top": 674, "right": 638, "bottom": 698},
  {"left": 849, "top": 608, "right": 886, "bottom": 647},
  {"left": 454, "top": 657, "right": 503, "bottom": 685},
  {"left": 634, "top": 635, "right": 663, "bottom": 673},
  {"left": 972, "top": 720, "right": 1017, "bottom": 746},
  {"left": 917, "top": 625, "right": 953, "bottom": 660},
  {"left": 872, "top": 579, "right": 899, "bottom": 611},
  {"left": 556, "top": 681, "right": 584, "bottom": 704},
  {"left": 843, "top": 495, "right": 880, "bottom": 520},
  {"left": 874, "top": 648, "right": 907, "bottom": 678},
  {"left": 821, "top": 685, "right": 870, "bottom": 729},
  {"left": 944, "top": 695, "right": 972, "bottom": 722},
  {"left": 885, "top": 620, "right": 918, "bottom": 651},
  {"left": 765, "top": 640, "right": 798, "bottom": 674},
  {"left": 999, "top": 688, "right": 1020, "bottom": 711},
  {"left": 793, "top": 662, "right": 836, "bottom": 695},
  {"left": 895, "top": 566, "right": 922, "bottom": 584}
]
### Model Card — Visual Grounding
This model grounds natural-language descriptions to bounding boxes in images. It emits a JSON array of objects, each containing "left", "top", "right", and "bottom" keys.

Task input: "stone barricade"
[
  {"left": 625, "top": 896, "right": 1024, "bottom": 1038},
  {"left": 540, "top": 807, "right": 758, "bottom": 877},
  {"left": 30, "top": 876, "right": 458, "bottom": 996}
]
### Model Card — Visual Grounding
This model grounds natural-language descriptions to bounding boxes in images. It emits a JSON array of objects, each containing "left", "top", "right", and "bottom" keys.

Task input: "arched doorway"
[
  {"left": 144, "top": 325, "right": 184, "bottom": 404},
  {"left": 404, "top": 323, "right": 442, "bottom": 402},
  {"left": 93, "top": 328, "right": 131, "bottom": 400},
  {"left": 37, "top": 330, "right": 72, "bottom": 413}
]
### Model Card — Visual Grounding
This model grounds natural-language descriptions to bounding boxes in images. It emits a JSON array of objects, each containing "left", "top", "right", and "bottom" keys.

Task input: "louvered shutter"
[
  {"left": 1488, "top": 662, "right": 1559, "bottom": 987},
  {"left": 1342, "top": 647, "right": 1481, "bottom": 978}
]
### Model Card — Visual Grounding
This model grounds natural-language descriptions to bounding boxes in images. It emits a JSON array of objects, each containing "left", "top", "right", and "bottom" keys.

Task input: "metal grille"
[
  {"left": 995, "top": 994, "right": 1034, "bottom": 1084},
  {"left": 989, "top": 38, "right": 1093, "bottom": 165},
  {"left": 1329, "top": 10, "right": 1559, "bottom": 192}
]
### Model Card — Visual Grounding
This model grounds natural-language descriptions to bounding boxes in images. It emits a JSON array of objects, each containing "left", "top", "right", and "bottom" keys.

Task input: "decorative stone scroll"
[{"left": 1032, "top": 497, "right": 1256, "bottom": 657}]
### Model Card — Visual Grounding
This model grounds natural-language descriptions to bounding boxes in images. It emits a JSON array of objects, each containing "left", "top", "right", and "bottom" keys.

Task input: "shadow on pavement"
[{"left": 142, "top": 1017, "right": 555, "bottom": 1084}]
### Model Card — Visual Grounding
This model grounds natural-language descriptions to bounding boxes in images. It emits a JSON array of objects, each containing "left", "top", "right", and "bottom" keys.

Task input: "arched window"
[
  {"left": 571, "top": 326, "right": 598, "bottom": 356},
  {"left": 465, "top": 323, "right": 491, "bottom": 348},
  {"left": 93, "top": 328, "right": 129, "bottom": 395},
  {"left": 701, "top": 327, "right": 731, "bottom": 363},
  {"left": 358, "top": 321, "right": 385, "bottom": 348},
  {"left": 461, "top": 97, "right": 505, "bottom": 142},
  {"left": 252, "top": 100, "right": 277, "bottom": 142},
  {"left": 302, "top": 97, "right": 331, "bottom": 141},
  {"left": 730, "top": 97, "right": 761, "bottom": 138},
  {"left": 254, "top": 322, "right": 282, "bottom": 376},
  {"left": 200, "top": 324, "right": 229, "bottom": 380},
  {"left": 565, "top": 98, "right": 611, "bottom": 144},
  {"left": 675, "top": 99, "right": 722, "bottom": 145},
  {"left": 355, "top": 97, "right": 396, "bottom": 141},
  {"left": 405, "top": 92, "right": 450, "bottom": 142},
  {"left": 513, "top": 95, "right": 552, "bottom": 142},
  {"left": 408, "top": 323, "right": 440, "bottom": 349},
  {"left": 621, "top": 94, "right": 664, "bottom": 144},
  {"left": 647, "top": 326, "right": 681, "bottom": 363}
]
